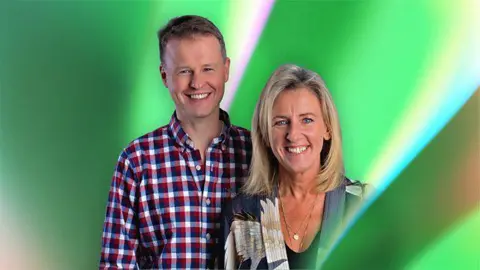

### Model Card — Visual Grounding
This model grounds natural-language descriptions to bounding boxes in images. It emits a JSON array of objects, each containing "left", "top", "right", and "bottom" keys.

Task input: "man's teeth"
[
  {"left": 190, "top": 93, "right": 209, "bottom": 99},
  {"left": 287, "top": 146, "right": 307, "bottom": 154}
]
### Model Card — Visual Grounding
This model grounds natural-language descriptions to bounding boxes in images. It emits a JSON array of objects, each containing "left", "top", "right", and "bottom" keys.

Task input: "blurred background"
[{"left": 1, "top": 0, "right": 478, "bottom": 269}]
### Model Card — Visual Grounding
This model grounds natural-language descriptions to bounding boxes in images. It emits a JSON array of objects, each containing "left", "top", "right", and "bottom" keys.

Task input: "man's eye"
[
  {"left": 204, "top": 67, "right": 214, "bottom": 72},
  {"left": 179, "top": 70, "right": 191, "bottom": 74}
]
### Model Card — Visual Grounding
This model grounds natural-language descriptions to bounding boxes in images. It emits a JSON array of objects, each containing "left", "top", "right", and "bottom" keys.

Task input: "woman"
[{"left": 217, "top": 64, "right": 367, "bottom": 269}]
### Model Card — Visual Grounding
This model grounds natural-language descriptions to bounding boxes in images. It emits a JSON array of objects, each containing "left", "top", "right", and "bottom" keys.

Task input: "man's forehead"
[
  {"left": 163, "top": 36, "right": 223, "bottom": 66},
  {"left": 165, "top": 34, "right": 221, "bottom": 53}
]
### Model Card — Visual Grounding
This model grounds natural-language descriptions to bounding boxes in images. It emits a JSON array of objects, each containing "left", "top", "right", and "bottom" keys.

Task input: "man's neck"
[{"left": 177, "top": 110, "right": 223, "bottom": 161}]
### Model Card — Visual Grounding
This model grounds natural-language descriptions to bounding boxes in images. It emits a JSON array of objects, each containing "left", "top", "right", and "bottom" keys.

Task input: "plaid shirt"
[{"left": 100, "top": 110, "right": 252, "bottom": 269}]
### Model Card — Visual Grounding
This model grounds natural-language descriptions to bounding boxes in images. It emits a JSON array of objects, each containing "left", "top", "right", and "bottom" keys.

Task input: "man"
[{"left": 100, "top": 15, "right": 252, "bottom": 269}]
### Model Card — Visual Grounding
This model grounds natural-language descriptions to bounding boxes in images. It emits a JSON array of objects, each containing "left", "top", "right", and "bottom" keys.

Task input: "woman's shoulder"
[
  {"left": 343, "top": 177, "right": 377, "bottom": 219},
  {"left": 230, "top": 192, "right": 262, "bottom": 211},
  {"left": 220, "top": 192, "right": 263, "bottom": 226},
  {"left": 344, "top": 177, "right": 374, "bottom": 199}
]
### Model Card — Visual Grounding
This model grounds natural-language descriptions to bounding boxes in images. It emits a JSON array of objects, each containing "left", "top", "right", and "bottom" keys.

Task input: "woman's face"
[{"left": 270, "top": 87, "right": 330, "bottom": 177}]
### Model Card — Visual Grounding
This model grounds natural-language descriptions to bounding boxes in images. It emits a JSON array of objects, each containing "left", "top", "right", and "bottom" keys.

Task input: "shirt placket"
[
  {"left": 203, "top": 142, "right": 225, "bottom": 268},
  {"left": 199, "top": 146, "right": 213, "bottom": 268},
  {"left": 184, "top": 147, "right": 208, "bottom": 268}
]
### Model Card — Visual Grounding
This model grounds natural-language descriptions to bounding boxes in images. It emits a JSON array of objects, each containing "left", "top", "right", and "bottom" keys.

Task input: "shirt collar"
[{"left": 167, "top": 109, "right": 232, "bottom": 151}]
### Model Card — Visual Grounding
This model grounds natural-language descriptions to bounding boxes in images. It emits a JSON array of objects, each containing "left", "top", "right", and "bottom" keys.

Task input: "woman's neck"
[{"left": 278, "top": 168, "right": 319, "bottom": 200}]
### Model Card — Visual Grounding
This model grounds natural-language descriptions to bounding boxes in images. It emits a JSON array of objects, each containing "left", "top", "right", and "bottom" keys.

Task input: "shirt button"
[
  {"left": 205, "top": 198, "right": 211, "bottom": 205},
  {"left": 206, "top": 233, "right": 211, "bottom": 240},
  {"left": 195, "top": 165, "right": 201, "bottom": 171}
]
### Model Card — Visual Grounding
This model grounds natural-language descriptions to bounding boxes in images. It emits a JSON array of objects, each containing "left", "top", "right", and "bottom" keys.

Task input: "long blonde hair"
[{"left": 242, "top": 64, "right": 344, "bottom": 196}]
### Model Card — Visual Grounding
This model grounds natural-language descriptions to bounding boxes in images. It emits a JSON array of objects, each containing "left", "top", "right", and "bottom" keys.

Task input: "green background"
[{"left": 1, "top": 0, "right": 478, "bottom": 269}]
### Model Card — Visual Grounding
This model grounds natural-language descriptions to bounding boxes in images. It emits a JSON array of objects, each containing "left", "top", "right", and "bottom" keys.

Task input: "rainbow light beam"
[{"left": 221, "top": 0, "right": 276, "bottom": 111}]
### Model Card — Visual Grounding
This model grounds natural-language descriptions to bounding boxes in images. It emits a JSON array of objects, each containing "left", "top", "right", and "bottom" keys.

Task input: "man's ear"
[
  {"left": 224, "top": 57, "right": 230, "bottom": 82},
  {"left": 160, "top": 64, "right": 168, "bottom": 88}
]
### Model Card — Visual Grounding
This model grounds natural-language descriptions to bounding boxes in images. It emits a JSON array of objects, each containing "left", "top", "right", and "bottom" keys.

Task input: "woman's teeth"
[{"left": 287, "top": 146, "right": 307, "bottom": 154}]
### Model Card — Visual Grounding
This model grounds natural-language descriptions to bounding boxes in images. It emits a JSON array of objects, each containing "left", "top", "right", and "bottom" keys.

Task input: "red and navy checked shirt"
[{"left": 100, "top": 110, "right": 252, "bottom": 269}]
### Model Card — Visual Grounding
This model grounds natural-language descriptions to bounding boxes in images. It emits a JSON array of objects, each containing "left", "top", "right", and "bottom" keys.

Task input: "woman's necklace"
[{"left": 280, "top": 190, "right": 319, "bottom": 247}]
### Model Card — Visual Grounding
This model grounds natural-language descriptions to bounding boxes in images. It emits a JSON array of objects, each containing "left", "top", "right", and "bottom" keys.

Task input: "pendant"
[{"left": 293, "top": 234, "right": 299, "bottom": 240}]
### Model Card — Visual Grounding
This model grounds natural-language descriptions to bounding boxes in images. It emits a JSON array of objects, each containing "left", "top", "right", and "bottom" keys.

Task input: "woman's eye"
[
  {"left": 303, "top": 118, "right": 314, "bottom": 124},
  {"left": 274, "top": 120, "right": 288, "bottom": 126}
]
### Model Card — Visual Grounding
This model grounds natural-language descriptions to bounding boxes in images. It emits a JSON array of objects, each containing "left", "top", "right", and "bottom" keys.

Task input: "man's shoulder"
[
  {"left": 121, "top": 125, "right": 171, "bottom": 156},
  {"left": 227, "top": 124, "right": 251, "bottom": 142}
]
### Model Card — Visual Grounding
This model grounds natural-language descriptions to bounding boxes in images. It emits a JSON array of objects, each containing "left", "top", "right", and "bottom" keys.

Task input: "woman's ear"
[
  {"left": 264, "top": 137, "right": 271, "bottom": 148},
  {"left": 324, "top": 130, "right": 331, "bottom": 140}
]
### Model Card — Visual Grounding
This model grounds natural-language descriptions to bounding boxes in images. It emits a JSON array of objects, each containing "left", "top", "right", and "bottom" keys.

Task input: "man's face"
[{"left": 160, "top": 35, "right": 230, "bottom": 121}]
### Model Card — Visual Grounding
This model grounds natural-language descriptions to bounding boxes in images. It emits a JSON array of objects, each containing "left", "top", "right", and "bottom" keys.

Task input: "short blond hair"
[{"left": 242, "top": 64, "right": 345, "bottom": 195}]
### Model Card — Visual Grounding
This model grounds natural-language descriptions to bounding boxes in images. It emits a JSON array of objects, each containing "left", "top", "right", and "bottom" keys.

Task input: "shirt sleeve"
[{"left": 99, "top": 151, "right": 139, "bottom": 269}]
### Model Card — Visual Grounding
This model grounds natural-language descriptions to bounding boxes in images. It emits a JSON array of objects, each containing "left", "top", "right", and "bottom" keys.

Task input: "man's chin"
[
  {"left": 187, "top": 109, "right": 218, "bottom": 120},
  {"left": 176, "top": 105, "right": 221, "bottom": 121}
]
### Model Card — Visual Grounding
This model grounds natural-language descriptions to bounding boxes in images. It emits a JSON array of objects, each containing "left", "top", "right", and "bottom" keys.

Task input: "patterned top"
[
  {"left": 218, "top": 179, "right": 366, "bottom": 269},
  {"left": 285, "top": 231, "right": 322, "bottom": 269},
  {"left": 100, "top": 110, "right": 252, "bottom": 269}
]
